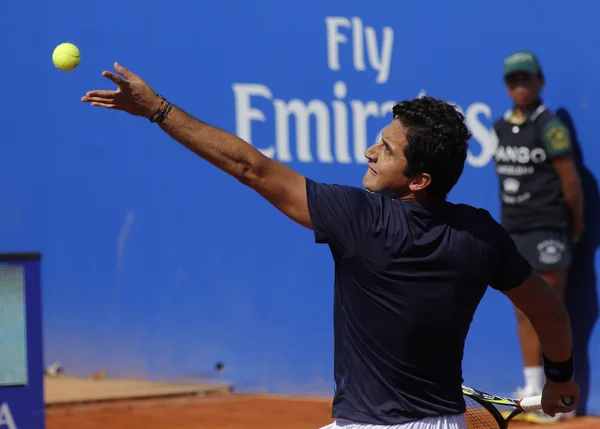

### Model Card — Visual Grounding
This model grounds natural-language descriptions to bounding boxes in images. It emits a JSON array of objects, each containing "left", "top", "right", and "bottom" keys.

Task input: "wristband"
[{"left": 543, "top": 351, "right": 574, "bottom": 383}]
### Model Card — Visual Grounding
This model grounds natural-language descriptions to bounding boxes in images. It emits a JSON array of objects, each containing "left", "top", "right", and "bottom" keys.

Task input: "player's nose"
[{"left": 364, "top": 144, "right": 378, "bottom": 162}]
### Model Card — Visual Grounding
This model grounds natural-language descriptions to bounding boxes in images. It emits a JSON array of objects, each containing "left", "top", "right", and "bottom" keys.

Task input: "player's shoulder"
[
  {"left": 447, "top": 203, "right": 506, "bottom": 237},
  {"left": 306, "top": 178, "right": 362, "bottom": 193},
  {"left": 305, "top": 179, "right": 384, "bottom": 206},
  {"left": 450, "top": 202, "right": 495, "bottom": 219}
]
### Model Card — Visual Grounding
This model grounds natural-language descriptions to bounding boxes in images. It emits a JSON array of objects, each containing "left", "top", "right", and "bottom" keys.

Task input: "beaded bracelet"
[{"left": 149, "top": 94, "right": 172, "bottom": 124}]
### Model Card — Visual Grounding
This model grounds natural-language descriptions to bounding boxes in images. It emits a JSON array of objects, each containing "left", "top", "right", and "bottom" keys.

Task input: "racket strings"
[{"left": 464, "top": 396, "right": 501, "bottom": 429}]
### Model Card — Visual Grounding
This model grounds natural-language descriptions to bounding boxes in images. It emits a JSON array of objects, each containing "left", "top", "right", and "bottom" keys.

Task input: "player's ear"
[{"left": 409, "top": 173, "right": 431, "bottom": 193}]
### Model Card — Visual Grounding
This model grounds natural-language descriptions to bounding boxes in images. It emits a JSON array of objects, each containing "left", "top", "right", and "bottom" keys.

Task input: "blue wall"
[{"left": 1, "top": 0, "right": 599, "bottom": 415}]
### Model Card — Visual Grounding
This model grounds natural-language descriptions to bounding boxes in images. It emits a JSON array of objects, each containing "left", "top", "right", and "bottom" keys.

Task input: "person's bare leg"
[{"left": 515, "top": 268, "right": 568, "bottom": 395}]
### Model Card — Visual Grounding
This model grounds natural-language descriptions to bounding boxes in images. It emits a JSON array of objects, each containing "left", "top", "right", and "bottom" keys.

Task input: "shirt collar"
[{"left": 503, "top": 102, "right": 546, "bottom": 124}]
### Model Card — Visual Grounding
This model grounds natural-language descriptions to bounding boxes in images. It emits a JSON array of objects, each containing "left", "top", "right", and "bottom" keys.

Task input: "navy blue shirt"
[{"left": 305, "top": 179, "right": 532, "bottom": 425}]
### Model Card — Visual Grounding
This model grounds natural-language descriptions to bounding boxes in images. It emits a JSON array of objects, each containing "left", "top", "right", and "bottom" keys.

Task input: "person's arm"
[
  {"left": 502, "top": 272, "right": 572, "bottom": 363},
  {"left": 157, "top": 105, "right": 312, "bottom": 229},
  {"left": 502, "top": 271, "right": 579, "bottom": 415},
  {"left": 552, "top": 156, "right": 584, "bottom": 241},
  {"left": 485, "top": 212, "right": 575, "bottom": 390},
  {"left": 82, "top": 63, "right": 312, "bottom": 229},
  {"left": 541, "top": 119, "right": 585, "bottom": 241},
  {"left": 159, "top": 102, "right": 382, "bottom": 256}
]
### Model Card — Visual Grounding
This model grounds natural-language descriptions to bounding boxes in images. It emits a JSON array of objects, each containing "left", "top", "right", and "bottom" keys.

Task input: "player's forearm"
[
  {"left": 156, "top": 105, "right": 269, "bottom": 183},
  {"left": 528, "top": 292, "right": 573, "bottom": 363}
]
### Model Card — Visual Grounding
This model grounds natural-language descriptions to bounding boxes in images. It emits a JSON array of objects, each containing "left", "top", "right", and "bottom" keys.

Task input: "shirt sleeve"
[
  {"left": 487, "top": 216, "right": 533, "bottom": 291},
  {"left": 305, "top": 178, "right": 381, "bottom": 257},
  {"left": 541, "top": 118, "right": 572, "bottom": 158}
]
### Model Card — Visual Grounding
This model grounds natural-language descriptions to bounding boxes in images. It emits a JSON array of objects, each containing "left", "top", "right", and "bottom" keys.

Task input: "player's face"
[
  {"left": 505, "top": 72, "right": 544, "bottom": 107},
  {"left": 362, "top": 120, "right": 412, "bottom": 198}
]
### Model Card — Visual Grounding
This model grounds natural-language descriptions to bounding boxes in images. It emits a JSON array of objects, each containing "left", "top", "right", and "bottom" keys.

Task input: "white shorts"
[{"left": 318, "top": 414, "right": 466, "bottom": 429}]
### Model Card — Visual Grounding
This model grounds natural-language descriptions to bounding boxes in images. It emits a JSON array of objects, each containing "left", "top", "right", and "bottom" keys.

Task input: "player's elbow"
[
  {"left": 237, "top": 161, "right": 256, "bottom": 186},
  {"left": 236, "top": 154, "right": 267, "bottom": 187}
]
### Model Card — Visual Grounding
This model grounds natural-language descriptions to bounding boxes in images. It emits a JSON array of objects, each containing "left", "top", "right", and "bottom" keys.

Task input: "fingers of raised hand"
[
  {"left": 81, "top": 91, "right": 118, "bottom": 108},
  {"left": 81, "top": 95, "right": 113, "bottom": 104},
  {"left": 90, "top": 101, "right": 117, "bottom": 109},
  {"left": 114, "top": 62, "right": 137, "bottom": 80},
  {"left": 82, "top": 90, "right": 117, "bottom": 100},
  {"left": 102, "top": 71, "right": 127, "bottom": 86}
]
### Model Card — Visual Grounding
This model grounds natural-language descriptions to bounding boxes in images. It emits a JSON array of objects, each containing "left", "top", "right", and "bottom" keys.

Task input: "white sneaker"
[{"left": 512, "top": 385, "right": 538, "bottom": 398}]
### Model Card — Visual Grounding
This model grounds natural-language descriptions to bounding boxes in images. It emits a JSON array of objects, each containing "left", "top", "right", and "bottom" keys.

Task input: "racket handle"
[
  {"left": 519, "top": 395, "right": 542, "bottom": 412},
  {"left": 519, "top": 395, "right": 574, "bottom": 412}
]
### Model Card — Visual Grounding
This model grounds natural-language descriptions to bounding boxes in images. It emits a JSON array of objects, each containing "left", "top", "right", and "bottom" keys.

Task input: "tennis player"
[{"left": 82, "top": 63, "right": 579, "bottom": 429}]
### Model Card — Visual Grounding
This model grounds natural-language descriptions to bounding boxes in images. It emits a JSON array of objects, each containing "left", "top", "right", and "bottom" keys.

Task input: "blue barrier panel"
[
  {"left": 0, "top": 0, "right": 598, "bottom": 417},
  {"left": 0, "top": 254, "right": 45, "bottom": 429}
]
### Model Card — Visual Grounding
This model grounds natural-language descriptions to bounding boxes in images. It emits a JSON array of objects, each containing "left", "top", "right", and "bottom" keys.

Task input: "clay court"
[{"left": 44, "top": 377, "right": 600, "bottom": 429}]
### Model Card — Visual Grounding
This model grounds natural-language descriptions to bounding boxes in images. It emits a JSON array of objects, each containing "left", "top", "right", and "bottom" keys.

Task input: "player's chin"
[{"left": 362, "top": 174, "right": 376, "bottom": 190}]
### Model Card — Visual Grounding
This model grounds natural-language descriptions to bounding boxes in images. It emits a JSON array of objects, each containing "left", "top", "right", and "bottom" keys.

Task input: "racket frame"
[{"left": 462, "top": 385, "right": 534, "bottom": 429}]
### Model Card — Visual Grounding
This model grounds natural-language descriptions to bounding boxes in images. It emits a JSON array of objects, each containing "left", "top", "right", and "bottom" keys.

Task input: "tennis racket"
[{"left": 462, "top": 385, "right": 574, "bottom": 429}]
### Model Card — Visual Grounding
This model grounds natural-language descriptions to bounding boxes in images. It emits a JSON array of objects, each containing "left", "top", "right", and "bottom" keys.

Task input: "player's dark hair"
[{"left": 392, "top": 96, "right": 472, "bottom": 200}]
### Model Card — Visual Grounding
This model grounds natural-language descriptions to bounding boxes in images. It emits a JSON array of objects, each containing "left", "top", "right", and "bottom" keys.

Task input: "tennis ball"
[{"left": 52, "top": 43, "right": 80, "bottom": 71}]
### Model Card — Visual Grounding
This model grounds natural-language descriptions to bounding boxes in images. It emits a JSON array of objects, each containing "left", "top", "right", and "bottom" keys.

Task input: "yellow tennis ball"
[{"left": 52, "top": 43, "right": 80, "bottom": 71}]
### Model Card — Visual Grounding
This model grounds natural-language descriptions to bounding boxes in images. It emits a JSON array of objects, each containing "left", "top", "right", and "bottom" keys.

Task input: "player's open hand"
[
  {"left": 541, "top": 379, "right": 579, "bottom": 417},
  {"left": 81, "top": 62, "right": 162, "bottom": 119}
]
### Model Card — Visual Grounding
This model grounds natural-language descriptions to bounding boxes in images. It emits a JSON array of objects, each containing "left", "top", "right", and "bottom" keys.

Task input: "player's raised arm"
[{"left": 82, "top": 63, "right": 311, "bottom": 229}]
